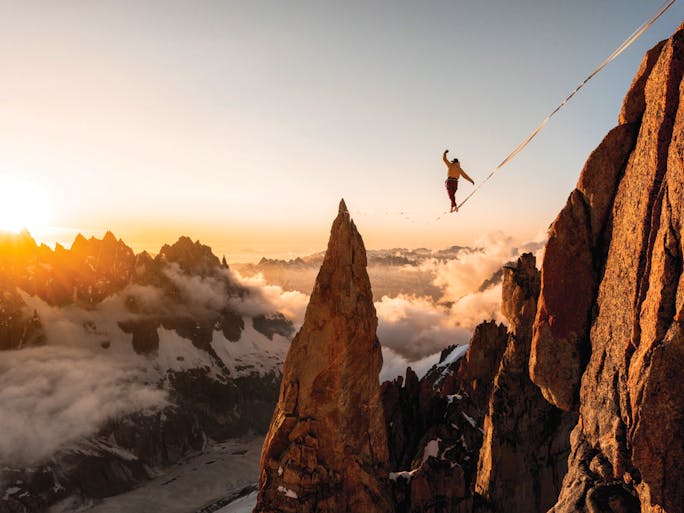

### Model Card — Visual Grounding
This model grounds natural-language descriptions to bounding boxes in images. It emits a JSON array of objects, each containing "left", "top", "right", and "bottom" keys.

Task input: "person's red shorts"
[{"left": 445, "top": 178, "right": 458, "bottom": 205}]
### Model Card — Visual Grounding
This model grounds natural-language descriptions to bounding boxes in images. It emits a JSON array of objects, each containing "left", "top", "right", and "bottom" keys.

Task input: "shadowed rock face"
[
  {"left": 475, "top": 254, "right": 577, "bottom": 513},
  {"left": 532, "top": 23, "right": 684, "bottom": 513},
  {"left": 456, "top": 321, "right": 508, "bottom": 415},
  {"left": 379, "top": 257, "right": 571, "bottom": 513},
  {"left": 381, "top": 345, "right": 497, "bottom": 513},
  {"left": 255, "top": 200, "right": 394, "bottom": 513}
]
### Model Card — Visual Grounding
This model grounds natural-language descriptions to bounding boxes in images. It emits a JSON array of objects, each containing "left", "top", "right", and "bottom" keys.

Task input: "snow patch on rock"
[{"left": 277, "top": 486, "right": 298, "bottom": 499}]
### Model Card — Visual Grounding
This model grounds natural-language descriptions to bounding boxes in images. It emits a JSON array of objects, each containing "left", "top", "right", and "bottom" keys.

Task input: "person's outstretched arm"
[
  {"left": 460, "top": 168, "right": 475, "bottom": 184},
  {"left": 443, "top": 150, "right": 450, "bottom": 167}
]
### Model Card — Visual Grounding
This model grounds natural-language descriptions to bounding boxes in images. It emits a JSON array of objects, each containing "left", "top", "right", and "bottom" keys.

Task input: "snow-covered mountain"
[{"left": 0, "top": 231, "right": 293, "bottom": 512}]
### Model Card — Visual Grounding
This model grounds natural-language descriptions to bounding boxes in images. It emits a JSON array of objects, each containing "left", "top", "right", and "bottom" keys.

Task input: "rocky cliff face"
[
  {"left": 381, "top": 356, "right": 490, "bottom": 513},
  {"left": 532, "top": 24, "right": 684, "bottom": 513},
  {"left": 456, "top": 321, "right": 508, "bottom": 414},
  {"left": 255, "top": 200, "right": 394, "bottom": 513},
  {"left": 475, "top": 255, "right": 577, "bottom": 513},
  {"left": 377, "top": 255, "right": 578, "bottom": 513}
]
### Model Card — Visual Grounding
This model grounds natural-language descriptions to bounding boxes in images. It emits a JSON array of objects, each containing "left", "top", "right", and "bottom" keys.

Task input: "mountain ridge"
[{"left": 0, "top": 229, "right": 294, "bottom": 512}]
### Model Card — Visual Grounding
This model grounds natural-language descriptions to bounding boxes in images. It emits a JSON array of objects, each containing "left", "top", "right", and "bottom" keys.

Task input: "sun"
[{"left": 0, "top": 176, "right": 52, "bottom": 236}]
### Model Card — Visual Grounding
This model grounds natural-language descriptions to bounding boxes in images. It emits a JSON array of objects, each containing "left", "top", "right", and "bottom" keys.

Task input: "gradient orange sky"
[{"left": 1, "top": 1, "right": 681, "bottom": 261}]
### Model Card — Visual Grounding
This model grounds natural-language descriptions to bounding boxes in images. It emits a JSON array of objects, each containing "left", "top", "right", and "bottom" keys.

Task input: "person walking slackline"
[{"left": 443, "top": 150, "right": 474, "bottom": 212}]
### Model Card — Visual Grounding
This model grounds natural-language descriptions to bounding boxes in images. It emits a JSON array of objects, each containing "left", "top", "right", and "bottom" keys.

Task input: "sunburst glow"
[{"left": 0, "top": 176, "right": 52, "bottom": 236}]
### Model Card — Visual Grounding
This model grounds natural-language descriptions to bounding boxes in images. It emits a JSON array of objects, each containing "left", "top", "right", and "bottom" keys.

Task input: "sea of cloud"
[
  {"left": 0, "top": 232, "right": 543, "bottom": 466},
  {"left": 228, "top": 270, "right": 309, "bottom": 325},
  {"left": 233, "top": 232, "right": 546, "bottom": 382},
  {"left": 0, "top": 266, "right": 297, "bottom": 466},
  {"left": 0, "top": 345, "right": 167, "bottom": 465}
]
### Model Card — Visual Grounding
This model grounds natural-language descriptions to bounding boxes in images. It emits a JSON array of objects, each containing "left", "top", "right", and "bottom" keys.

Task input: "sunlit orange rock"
[
  {"left": 255, "top": 200, "right": 394, "bottom": 513},
  {"left": 533, "top": 23, "right": 684, "bottom": 513}
]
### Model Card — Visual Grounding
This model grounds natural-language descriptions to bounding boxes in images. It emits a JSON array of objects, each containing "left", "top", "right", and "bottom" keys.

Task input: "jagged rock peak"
[
  {"left": 338, "top": 197, "right": 348, "bottom": 214},
  {"left": 70, "top": 231, "right": 132, "bottom": 255},
  {"left": 72, "top": 232, "right": 87, "bottom": 247},
  {"left": 255, "top": 200, "right": 394, "bottom": 513},
  {"left": 457, "top": 320, "right": 508, "bottom": 416},
  {"left": 309, "top": 198, "right": 369, "bottom": 307},
  {"left": 14, "top": 228, "right": 36, "bottom": 245},
  {"left": 501, "top": 253, "right": 540, "bottom": 334},
  {"left": 157, "top": 236, "right": 221, "bottom": 275},
  {"left": 0, "top": 229, "right": 38, "bottom": 264}
]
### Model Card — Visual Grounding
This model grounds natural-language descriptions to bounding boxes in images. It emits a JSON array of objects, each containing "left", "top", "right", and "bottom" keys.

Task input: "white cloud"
[
  {"left": 379, "top": 347, "right": 442, "bottom": 383},
  {"left": 229, "top": 270, "right": 309, "bottom": 325},
  {"left": 448, "top": 285, "right": 507, "bottom": 328},
  {"left": 229, "top": 233, "right": 547, "bottom": 381},
  {"left": 375, "top": 294, "right": 471, "bottom": 361},
  {"left": 162, "top": 263, "right": 231, "bottom": 315},
  {"left": 427, "top": 232, "right": 518, "bottom": 302},
  {"left": 0, "top": 346, "right": 166, "bottom": 466}
]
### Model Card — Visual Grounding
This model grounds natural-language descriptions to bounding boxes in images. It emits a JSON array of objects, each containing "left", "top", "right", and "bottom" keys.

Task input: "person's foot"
[{"left": 454, "top": 204, "right": 459, "bottom": 212}]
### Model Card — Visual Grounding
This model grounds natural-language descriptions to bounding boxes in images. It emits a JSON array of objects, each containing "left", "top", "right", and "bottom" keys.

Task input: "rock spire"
[{"left": 255, "top": 199, "right": 394, "bottom": 513}]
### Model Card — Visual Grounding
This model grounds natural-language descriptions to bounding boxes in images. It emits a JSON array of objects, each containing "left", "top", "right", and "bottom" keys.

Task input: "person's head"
[{"left": 451, "top": 158, "right": 459, "bottom": 164}]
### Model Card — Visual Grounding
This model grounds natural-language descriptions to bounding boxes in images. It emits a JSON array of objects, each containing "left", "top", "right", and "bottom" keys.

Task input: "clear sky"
[{"left": 0, "top": 1, "right": 681, "bottom": 260}]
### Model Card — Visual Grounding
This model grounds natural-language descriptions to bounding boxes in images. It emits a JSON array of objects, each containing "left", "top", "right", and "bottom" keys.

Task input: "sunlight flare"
[{"left": 0, "top": 175, "right": 52, "bottom": 235}]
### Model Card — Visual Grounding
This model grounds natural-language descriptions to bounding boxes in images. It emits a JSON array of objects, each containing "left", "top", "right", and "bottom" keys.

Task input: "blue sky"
[{"left": 0, "top": 1, "right": 681, "bottom": 258}]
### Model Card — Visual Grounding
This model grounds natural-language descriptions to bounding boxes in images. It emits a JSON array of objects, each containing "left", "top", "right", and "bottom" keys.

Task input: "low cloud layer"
[
  {"left": 0, "top": 233, "right": 544, "bottom": 465},
  {"left": 0, "top": 346, "right": 166, "bottom": 465},
  {"left": 233, "top": 232, "right": 546, "bottom": 381},
  {"left": 375, "top": 295, "right": 471, "bottom": 360},
  {"left": 428, "top": 233, "right": 519, "bottom": 302},
  {"left": 379, "top": 347, "right": 442, "bottom": 384},
  {"left": 163, "top": 263, "right": 231, "bottom": 315},
  {"left": 0, "top": 266, "right": 296, "bottom": 466},
  {"left": 229, "top": 270, "right": 309, "bottom": 325},
  {"left": 448, "top": 285, "right": 505, "bottom": 328}
]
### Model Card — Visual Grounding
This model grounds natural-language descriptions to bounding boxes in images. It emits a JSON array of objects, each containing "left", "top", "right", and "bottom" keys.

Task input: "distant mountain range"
[
  {"left": 234, "top": 242, "right": 544, "bottom": 300},
  {"left": 0, "top": 230, "right": 293, "bottom": 511}
]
